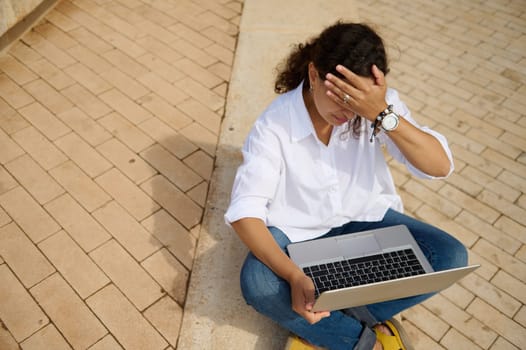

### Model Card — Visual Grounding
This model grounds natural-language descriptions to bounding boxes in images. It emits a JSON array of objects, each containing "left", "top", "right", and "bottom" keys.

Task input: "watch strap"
[{"left": 369, "top": 104, "right": 393, "bottom": 142}]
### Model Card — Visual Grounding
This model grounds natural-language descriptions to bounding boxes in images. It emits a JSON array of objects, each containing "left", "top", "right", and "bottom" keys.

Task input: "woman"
[{"left": 224, "top": 22, "right": 467, "bottom": 350}]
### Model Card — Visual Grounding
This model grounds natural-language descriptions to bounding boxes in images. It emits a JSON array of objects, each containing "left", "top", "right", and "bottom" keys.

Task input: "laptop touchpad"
[{"left": 336, "top": 234, "right": 381, "bottom": 258}]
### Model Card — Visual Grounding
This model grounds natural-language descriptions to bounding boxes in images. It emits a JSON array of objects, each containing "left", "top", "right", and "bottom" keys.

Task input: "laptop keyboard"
[{"left": 302, "top": 249, "right": 427, "bottom": 297}]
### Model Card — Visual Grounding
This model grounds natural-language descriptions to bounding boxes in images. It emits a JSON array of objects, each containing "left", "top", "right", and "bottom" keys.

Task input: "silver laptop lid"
[
  {"left": 287, "top": 225, "right": 479, "bottom": 312},
  {"left": 311, "top": 265, "right": 479, "bottom": 312}
]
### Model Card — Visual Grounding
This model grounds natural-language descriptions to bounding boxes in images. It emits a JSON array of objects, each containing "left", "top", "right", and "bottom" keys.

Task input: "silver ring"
[{"left": 343, "top": 93, "right": 351, "bottom": 104}]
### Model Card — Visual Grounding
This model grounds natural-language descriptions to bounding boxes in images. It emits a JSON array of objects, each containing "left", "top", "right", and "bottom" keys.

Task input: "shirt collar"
[{"left": 290, "top": 81, "right": 316, "bottom": 143}]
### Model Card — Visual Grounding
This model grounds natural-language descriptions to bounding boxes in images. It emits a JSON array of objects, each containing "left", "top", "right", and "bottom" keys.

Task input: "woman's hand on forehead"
[{"left": 324, "top": 64, "right": 388, "bottom": 121}]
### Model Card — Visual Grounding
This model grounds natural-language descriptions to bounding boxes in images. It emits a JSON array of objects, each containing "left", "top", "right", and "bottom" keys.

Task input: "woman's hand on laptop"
[{"left": 289, "top": 272, "right": 331, "bottom": 324}]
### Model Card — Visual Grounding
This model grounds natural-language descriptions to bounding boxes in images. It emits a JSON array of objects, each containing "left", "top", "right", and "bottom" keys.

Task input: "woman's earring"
[{"left": 309, "top": 84, "right": 313, "bottom": 93}]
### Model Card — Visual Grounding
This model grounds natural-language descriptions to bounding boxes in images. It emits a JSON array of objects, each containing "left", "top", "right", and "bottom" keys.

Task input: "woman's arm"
[
  {"left": 324, "top": 65, "right": 451, "bottom": 177},
  {"left": 379, "top": 116, "right": 451, "bottom": 177},
  {"left": 231, "top": 217, "right": 330, "bottom": 324}
]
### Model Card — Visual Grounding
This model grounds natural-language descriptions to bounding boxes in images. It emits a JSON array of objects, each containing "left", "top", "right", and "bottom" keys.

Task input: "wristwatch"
[
  {"left": 380, "top": 105, "right": 399, "bottom": 132},
  {"left": 370, "top": 105, "right": 400, "bottom": 142}
]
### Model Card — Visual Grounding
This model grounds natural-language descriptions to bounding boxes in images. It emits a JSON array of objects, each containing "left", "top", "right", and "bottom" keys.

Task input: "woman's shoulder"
[
  {"left": 256, "top": 89, "right": 297, "bottom": 127},
  {"left": 385, "top": 87, "right": 410, "bottom": 115},
  {"left": 385, "top": 87, "right": 401, "bottom": 102}
]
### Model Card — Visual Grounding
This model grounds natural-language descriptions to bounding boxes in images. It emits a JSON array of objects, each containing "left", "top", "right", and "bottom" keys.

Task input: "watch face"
[{"left": 382, "top": 113, "right": 399, "bottom": 131}]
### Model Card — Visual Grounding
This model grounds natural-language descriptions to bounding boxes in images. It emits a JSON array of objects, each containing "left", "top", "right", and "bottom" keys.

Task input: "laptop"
[{"left": 287, "top": 225, "right": 479, "bottom": 312}]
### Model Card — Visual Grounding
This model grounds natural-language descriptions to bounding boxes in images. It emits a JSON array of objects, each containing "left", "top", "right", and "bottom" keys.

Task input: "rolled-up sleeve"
[
  {"left": 380, "top": 89, "right": 454, "bottom": 179},
  {"left": 224, "top": 122, "right": 282, "bottom": 225}
]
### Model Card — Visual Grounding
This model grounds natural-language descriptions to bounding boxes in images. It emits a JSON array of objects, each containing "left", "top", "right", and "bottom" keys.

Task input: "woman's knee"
[
  {"left": 448, "top": 237, "right": 468, "bottom": 268},
  {"left": 401, "top": 218, "right": 468, "bottom": 270},
  {"left": 421, "top": 229, "right": 468, "bottom": 270},
  {"left": 240, "top": 253, "right": 291, "bottom": 310}
]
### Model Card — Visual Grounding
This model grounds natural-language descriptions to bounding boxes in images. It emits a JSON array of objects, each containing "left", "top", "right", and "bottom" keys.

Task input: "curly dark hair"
[{"left": 274, "top": 22, "right": 389, "bottom": 137}]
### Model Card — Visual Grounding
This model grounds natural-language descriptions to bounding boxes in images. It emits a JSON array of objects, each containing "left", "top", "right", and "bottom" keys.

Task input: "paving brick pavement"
[
  {"left": 355, "top": 1, "right": 526, "bottom": 349},
  {"left": 0, "top": 0, "right": 524, "bottom": 349},
  {"left": 0, "top": 0, "right": 242, "bottom": 349}
]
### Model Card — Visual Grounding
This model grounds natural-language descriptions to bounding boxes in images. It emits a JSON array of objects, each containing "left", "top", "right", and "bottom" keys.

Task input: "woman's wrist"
[
  {"left": 367, "top": 103, "right": 390, "bottom": 122},
  {"left": 284, "top": 266, "right": 306, "bottom": 284}
]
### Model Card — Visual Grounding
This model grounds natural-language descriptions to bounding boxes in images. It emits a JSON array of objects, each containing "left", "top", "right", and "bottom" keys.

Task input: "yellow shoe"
[
  {"left": 374, "top": 319, "right": 414, "bottom": 350},
  {"left": 285, "top": 334, "right": 323, "bottom": 350}
]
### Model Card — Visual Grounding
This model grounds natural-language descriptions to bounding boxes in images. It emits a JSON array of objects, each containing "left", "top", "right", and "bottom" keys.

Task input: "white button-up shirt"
[{"left": 225, "top": 83, "right": 453, "bottom": 242}]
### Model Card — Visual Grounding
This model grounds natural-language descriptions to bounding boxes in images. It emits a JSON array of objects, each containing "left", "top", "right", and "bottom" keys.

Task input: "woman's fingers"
[
  {"left": 335, "top": 65, "right": 370, "bottom": 90},
  {"left": 295, "top": 301, "right": 330, "bottom": 324},
  {"left": 324, "top": 70, "right": 373, "bottom": 107},
  {"left": 303, "top": 310, "right": 331, "bottom": 325},
  {"left": 290, "top": 275, "right": 331, "bottom": 324},
  {"left": 324, "top": 79, "right": 352, "bottom": 106},
  {"left": 325, "top": 72, "right": 359, "bottom": 98},
  {"left": 371, "top": 64, "right": 386, "bottom": 86},
  {"left": 324, "top": 64, "right": 388, "bottom": 120}
]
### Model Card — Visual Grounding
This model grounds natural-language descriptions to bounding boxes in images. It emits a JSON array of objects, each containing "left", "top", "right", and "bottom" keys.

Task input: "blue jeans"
[{"left": 240, "top": 209, "right": 468, "bottom": 350}]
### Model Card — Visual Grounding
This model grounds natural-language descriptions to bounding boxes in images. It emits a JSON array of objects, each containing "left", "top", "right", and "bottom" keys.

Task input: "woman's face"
[
  {"left": 308, "top": 63, "right": 355, "bottom": 126},
  {"left": 308, "top": 63, "right": 373, "bottom": 127}
]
